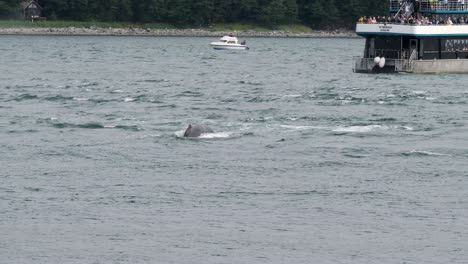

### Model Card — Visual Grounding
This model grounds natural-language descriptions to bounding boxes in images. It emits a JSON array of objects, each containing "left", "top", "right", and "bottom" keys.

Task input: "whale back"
[{"left": 184, "top": 124, "right": 213, "bottom": 137}]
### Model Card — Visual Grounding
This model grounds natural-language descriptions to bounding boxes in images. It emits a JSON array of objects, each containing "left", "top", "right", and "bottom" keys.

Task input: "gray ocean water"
[{"left": 1, "top": 35, "right": 467, "bottom": 263}]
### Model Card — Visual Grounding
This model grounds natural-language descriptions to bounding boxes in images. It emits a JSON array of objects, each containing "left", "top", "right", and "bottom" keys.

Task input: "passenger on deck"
[{"left": 447, "top": 17, "right": 454, "bottom": 24}]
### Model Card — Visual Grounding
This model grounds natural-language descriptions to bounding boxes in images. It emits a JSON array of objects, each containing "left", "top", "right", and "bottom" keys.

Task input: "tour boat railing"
[
  {"left": 419, "top": 1, "right": 468, "bottom": 12},
  {"left": 394, "top": 49, "right": 417, "bottom": 72},
  {"left": 353, "top": 57, "right": 374, "bottom": 72},
  {"left": 390, "top": 0, "right": 468, "bottom": 13},
  {"left": 354, "top": 49, "right": 418, "bottom": 73}
]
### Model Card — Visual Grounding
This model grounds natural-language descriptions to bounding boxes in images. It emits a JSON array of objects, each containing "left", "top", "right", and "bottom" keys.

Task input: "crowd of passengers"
[{"left": 358, "top": 14, "right": 468, "bottom": 25}]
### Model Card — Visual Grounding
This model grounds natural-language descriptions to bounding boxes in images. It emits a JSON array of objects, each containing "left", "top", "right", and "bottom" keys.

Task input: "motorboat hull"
[{"left": 210, "top": 43, "right": 249, "bottom": 50}]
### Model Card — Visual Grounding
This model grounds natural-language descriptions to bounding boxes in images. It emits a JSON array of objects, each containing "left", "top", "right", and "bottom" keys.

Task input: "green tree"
[
  {"left": 31, "top": 0, "right": 392, "bottom": 30},
  {"left": 165, "top": 0, "right": 192, "bottom": 26},
  {"left": 0, "top": 0, "right": 17, "bottom": 19},
  {"left": 115, "top": 0, "right": 132, "bottom": 21},
  {"left": 191, "top": 0, "right": 214, "bottom": 26},
  {"left": 258, "top": 0, "right": 287, "bottom": 27}
]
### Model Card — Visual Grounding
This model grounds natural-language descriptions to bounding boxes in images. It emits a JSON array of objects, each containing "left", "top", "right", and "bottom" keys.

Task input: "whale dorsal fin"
[{"left": 184, "top": 124, "right": 192, "bottom": 137}]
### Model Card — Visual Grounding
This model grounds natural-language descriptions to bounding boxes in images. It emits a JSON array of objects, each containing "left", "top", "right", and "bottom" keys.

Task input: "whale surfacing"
[{"left": 183, "top": 124, "right": 214, "bottom": 137}]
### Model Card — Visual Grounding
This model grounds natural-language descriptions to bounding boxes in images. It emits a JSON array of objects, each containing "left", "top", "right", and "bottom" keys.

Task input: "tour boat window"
[{"left": 444, "top": 39, "right": 468, "bottom": 51}]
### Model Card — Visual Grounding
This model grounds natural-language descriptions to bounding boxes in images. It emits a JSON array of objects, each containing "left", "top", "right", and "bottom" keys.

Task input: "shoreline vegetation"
[{"left": 0, "top": 21, "right": 357, "bottom": 38}]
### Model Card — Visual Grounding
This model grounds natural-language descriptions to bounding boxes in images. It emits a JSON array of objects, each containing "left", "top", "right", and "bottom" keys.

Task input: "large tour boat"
[{"left": 354, "top": 0, "right": 468, "bottom": 73}]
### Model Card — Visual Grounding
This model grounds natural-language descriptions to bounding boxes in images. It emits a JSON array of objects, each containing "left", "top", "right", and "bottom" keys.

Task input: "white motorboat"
[{"left": 209, "top": 35, "right": 249, "bottom": 50}]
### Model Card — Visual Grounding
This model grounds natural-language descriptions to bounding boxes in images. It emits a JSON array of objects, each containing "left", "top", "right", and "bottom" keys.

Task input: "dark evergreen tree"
[
  {"left": 0, "top": 0, "right": 17, "bottom": 19},
  {"left": 191, "top": 0, "right": 214, "bottom": 26},
  {"left": 18, "top": 0, "right": 392, "bottom": 29}
]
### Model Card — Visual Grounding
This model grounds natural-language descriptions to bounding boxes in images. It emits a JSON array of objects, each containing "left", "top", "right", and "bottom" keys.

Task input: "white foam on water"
[
  {"left": 198, "top": 132, "right": 237, "bottom": 139},
  {"left": 73, "top": 97, "right": 89, "bottom": 101},
  {"left": 408, "top": 150, "right": 452, "bottom": 157},
  {"left": 400, "top": 126, "right": 414, "bottom": 131},
  {"left": 136, "top": 134, "right": 162, "bottom": 139},
  {"left": 111, "top": 89, "right": 124, "bottom": 93},
  {"left": 333, "top": 125, "right": 387, "bottom": 133},
  {"left": 124, "top": 97, "right": 135, "bottom": 102},
  {"left": 174, "top": 130, "right": 185, "bottom": 137},
  {"left": 280, "top": 125, "right": 327, "bottom": 131},
  {"left": 412, "top": 90, "right": 427, "bottom": 95},
  {"left": 283, "top": 94, "right": 302, "bottom": 98}
]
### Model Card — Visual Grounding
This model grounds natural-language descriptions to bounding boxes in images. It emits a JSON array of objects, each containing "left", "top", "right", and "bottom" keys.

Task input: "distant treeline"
[{"left": 1, "top": 0, "right": 388, "bottom": 29}]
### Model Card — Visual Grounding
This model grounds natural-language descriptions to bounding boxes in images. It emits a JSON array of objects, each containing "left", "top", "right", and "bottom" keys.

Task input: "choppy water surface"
[{"left": 1, "top": 36, "right": 467, "bottom": 263}]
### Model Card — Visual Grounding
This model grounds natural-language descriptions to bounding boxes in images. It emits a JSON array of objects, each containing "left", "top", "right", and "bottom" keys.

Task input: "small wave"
[
  {"left": 140, "top": 79, "right": 169, "bottom": 83},
  {"left": 87, "top": 98, "right": 114, "bottom": 104},
  {"left": 176, "top": 91, "right": 204, "bottom": 97},
  {"left": 7, "top": 129, "right": 39, "bottom": 134},
  {"left": 111, "top": 89, "right": 124, "bottom": 93},
  {"left": 44, "top": 95, "right": 74, "bottom": 101},
  {"left": 404, "top": 150, "right": 452, "bottom": 157},
  {"left": 104, "top": 124, "right": 141, "bottom": 131},
  {"left": 247, "top": 96, "right": 278, "bottom": 103},
  {"left": 11, "top": 93, "right": 38, "bottom": 101},
  {"left": 239, "top": 81, "right": 263, "bottom": 86},
  {"left": 24, "top": 187, "right": 41, "bottom": 192},
  {"left": 77, "top": 81, "right": 99, "bottom": 88},
  {"left": 283, "top": 94, "right": 302, "bottom": 98},
  {"left": 52, "top": 122, "right": 104, "bottom": 129},
  {"left": 370, "top": 117, "right": 397, "bottom": 122}
]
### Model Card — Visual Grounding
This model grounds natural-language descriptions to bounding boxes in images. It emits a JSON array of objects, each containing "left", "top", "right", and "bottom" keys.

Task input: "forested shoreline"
[{"left": 0, "top": 0, "right": 388, "bottom": 29}]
